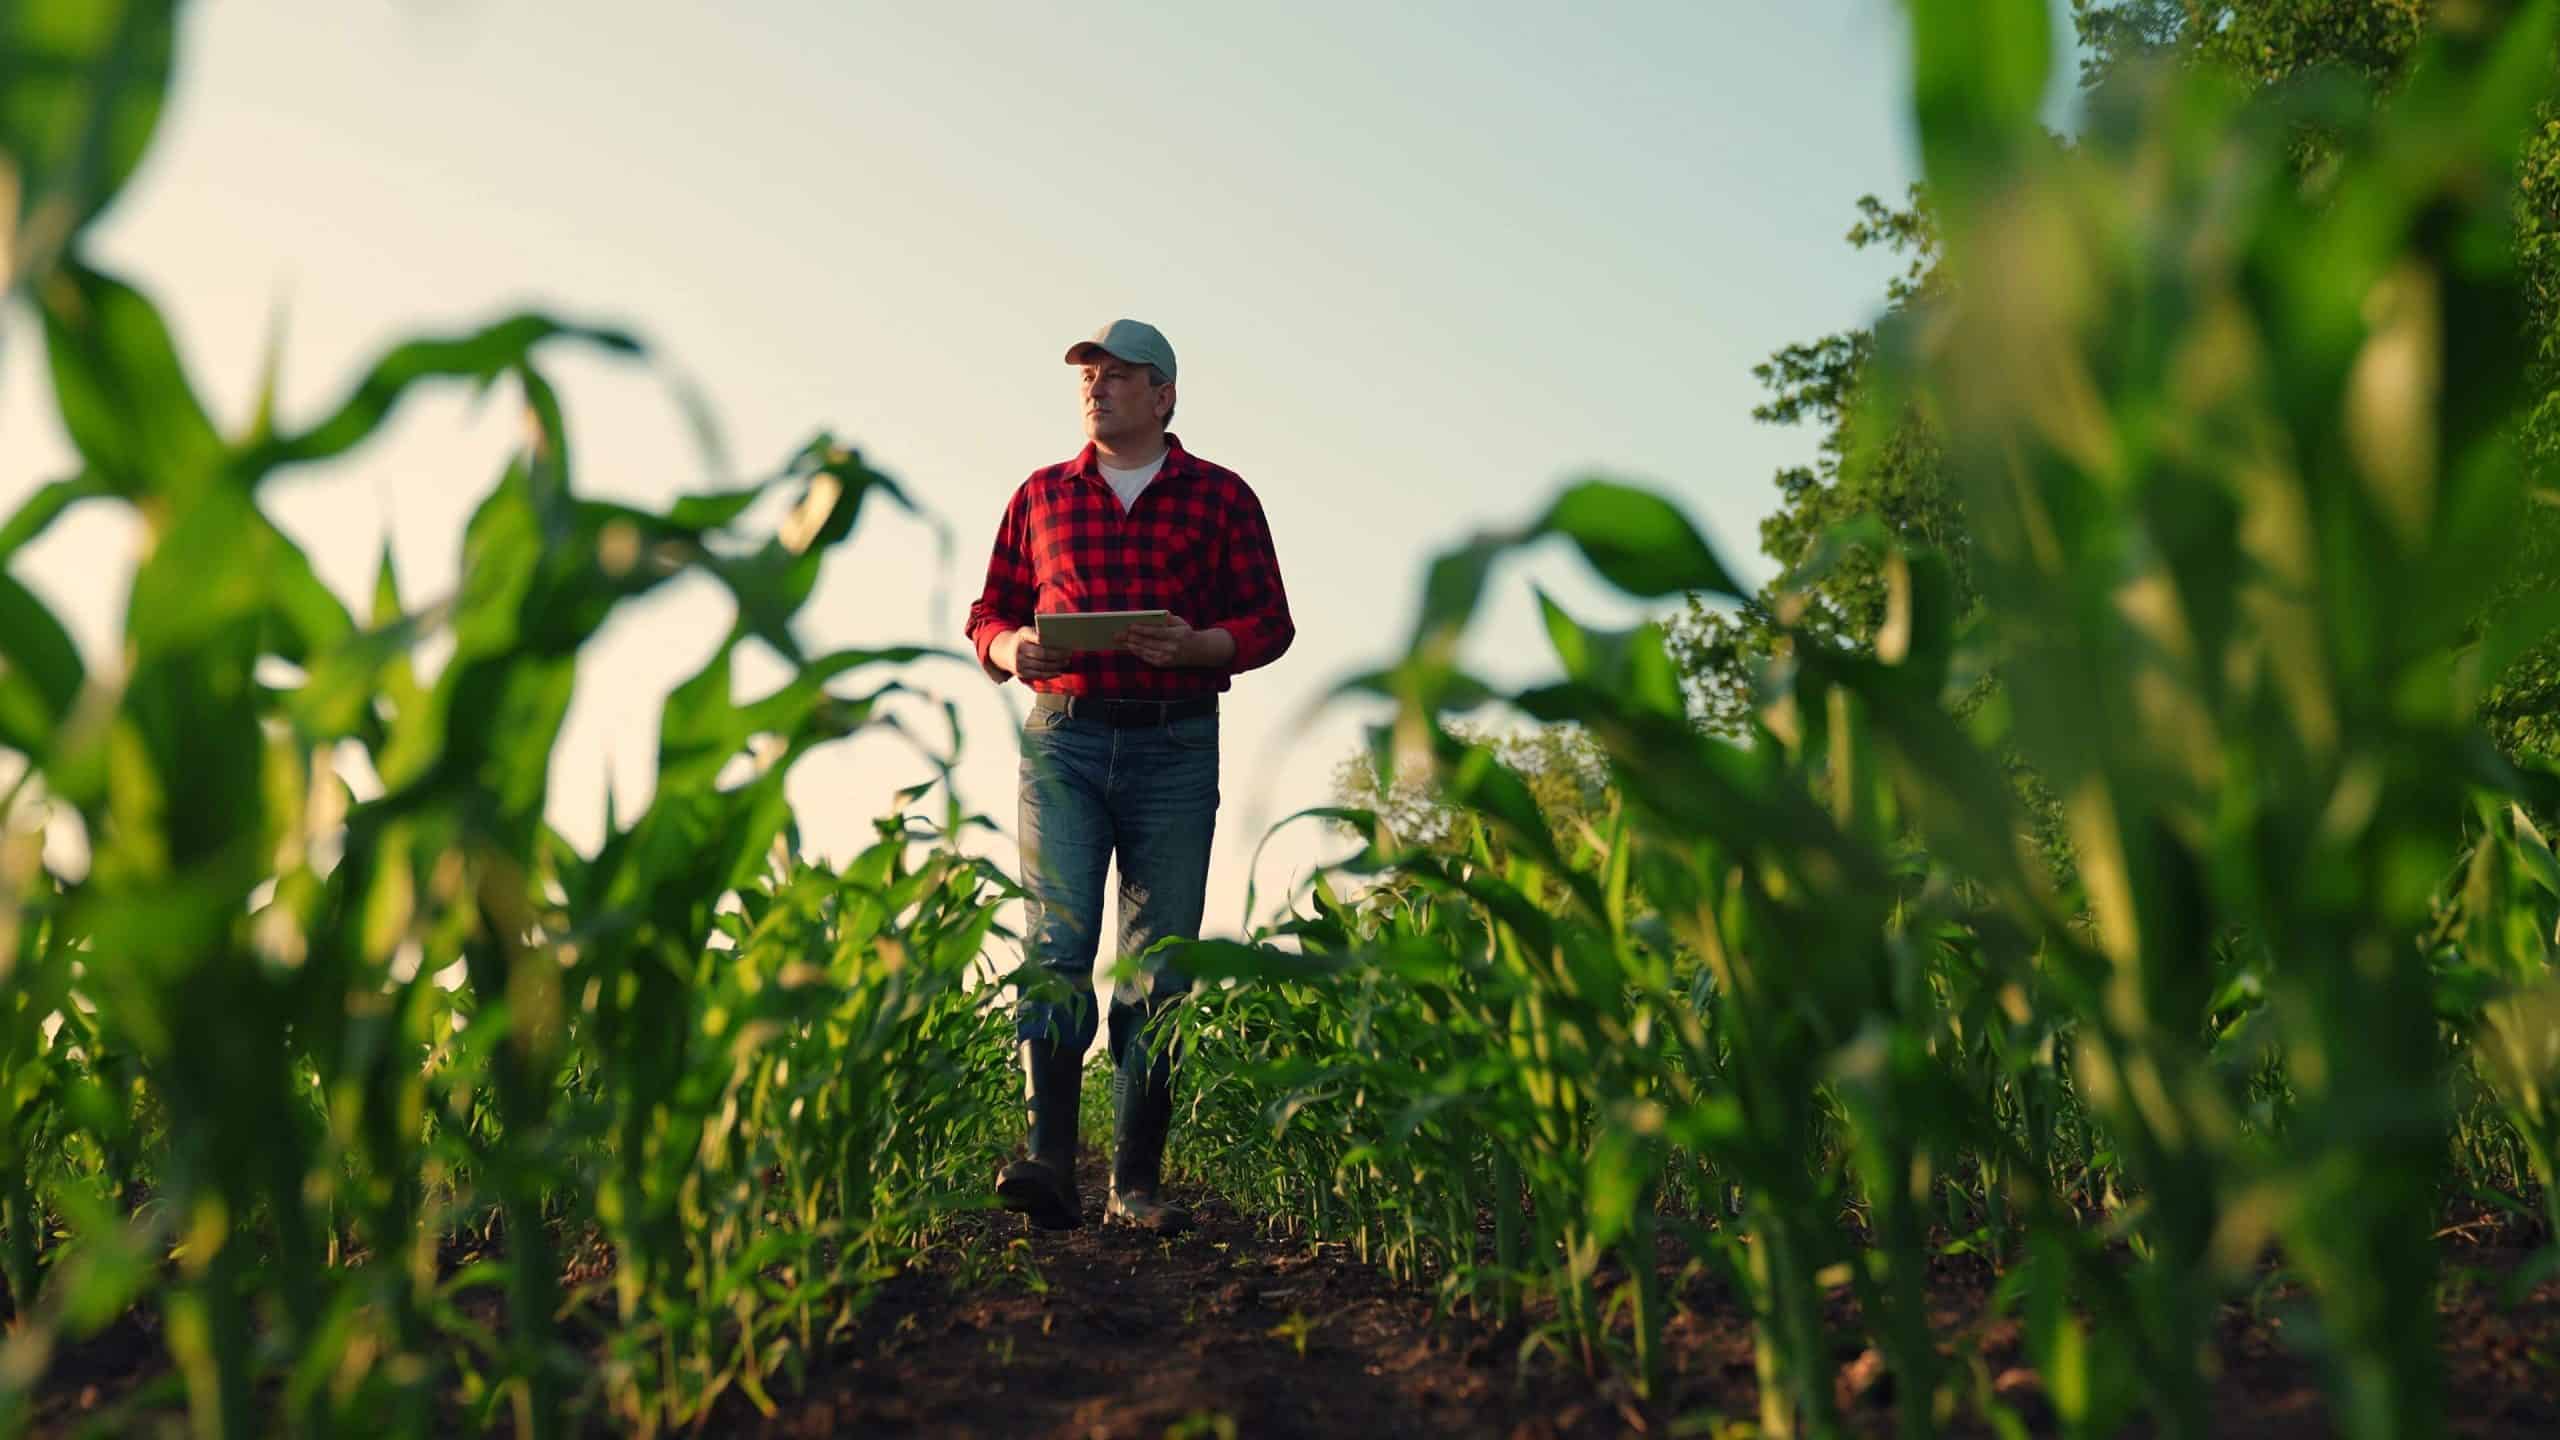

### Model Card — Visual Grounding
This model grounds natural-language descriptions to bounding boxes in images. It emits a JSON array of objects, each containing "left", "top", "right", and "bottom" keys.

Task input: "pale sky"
[{"left": 0, "top": 2, "right": 2047, "bottom": 944}]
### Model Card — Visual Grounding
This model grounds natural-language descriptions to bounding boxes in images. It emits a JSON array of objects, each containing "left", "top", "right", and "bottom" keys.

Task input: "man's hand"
[
  {"left": 1120, "top": 615, "right": 1235, "bottom": 669},
  {"left": 992, "top": 625, "right": 1070, "bottom": 681}
]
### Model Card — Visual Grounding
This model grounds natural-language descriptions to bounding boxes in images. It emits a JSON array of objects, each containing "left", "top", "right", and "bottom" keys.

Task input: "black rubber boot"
[
  {"left": 997, "top": 1036, "right": 1083, "bottom": 1230},
  {"left": 1106, "top": 1028, "right": 1193, "bottom": 1236}
]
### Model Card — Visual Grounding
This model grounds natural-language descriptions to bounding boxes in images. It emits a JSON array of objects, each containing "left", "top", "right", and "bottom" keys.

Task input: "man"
[{"left": 964, "top": 319, "right": 1294, "bottom": 1235}]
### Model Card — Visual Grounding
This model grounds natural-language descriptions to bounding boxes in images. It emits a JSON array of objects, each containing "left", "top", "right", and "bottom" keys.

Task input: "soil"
[
  {"left": 707, "top": 1166, "right": 2560, "bottom": 1440},
  {"left": 704, "top": 1185, "right": 1542, "bottom": 1440},
  {"left": 21, "top": 1164, "right": 2560, "bottom": 1438}
]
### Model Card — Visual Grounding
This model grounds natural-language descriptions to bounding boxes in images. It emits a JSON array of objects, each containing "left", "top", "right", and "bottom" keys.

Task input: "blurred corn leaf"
[{"left": 0, "top": 0, "right": 176, "bottom": 307}]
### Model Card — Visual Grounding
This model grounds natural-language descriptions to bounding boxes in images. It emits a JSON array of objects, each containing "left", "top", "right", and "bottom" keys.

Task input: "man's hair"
[{"left": 1148, "top": 364, "right": 1176, "bottom": 425}]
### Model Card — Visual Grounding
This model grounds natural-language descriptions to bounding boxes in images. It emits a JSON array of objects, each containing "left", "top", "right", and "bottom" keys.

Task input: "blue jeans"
[{"left": 1014, "top": 704, "right": 1219, "bottom": 1070}]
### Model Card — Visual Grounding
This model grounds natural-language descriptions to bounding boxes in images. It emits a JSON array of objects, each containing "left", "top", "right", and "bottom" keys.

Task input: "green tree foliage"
[
  {"left": 2085, "top": 0, "right": 2429, "bottom": 85},
  {"left": 1668, "top": 194, "right": 1957, "bottom": 738}
]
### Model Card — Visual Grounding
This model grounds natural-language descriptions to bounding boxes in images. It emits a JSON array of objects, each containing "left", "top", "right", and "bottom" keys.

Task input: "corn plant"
[
  {"left": 1165, "top": 7, "right": 2560, "bottom": 1439},
  {"left": 0, "top": 5, "right": 1023, "bottom": 1437}
]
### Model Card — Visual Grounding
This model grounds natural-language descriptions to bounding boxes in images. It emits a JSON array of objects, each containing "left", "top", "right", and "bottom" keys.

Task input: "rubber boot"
[
  {"left": 996, "top": 1036, "right": 1082, "bottom": 1230},
  {"left": 1105, "top": 1031, "right": 1193, "bottom": 1236}
]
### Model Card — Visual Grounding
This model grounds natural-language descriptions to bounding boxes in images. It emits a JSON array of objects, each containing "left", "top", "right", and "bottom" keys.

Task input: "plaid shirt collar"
[{"left": 1067, "top": 432, "right": 1194, "bottom": 487}]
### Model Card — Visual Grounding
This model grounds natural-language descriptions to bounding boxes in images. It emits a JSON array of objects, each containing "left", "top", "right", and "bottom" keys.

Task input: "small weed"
[
  {"left": 1165, "top": 1413, "right": 1239, "bottom": 1440},
  {"left": 1267, "top": 1309, "right": 1322, "bottom": 1359}
]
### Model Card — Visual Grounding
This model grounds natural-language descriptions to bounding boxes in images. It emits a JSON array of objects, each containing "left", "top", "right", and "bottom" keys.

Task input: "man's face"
[{"left": 1080, "top": 357, "right": 1171, "bottom": 445}]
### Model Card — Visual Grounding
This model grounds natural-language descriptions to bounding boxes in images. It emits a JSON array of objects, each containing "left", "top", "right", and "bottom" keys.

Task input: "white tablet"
[{"left": 1036, "top": 609, "right": 1172, "bottom": 653}]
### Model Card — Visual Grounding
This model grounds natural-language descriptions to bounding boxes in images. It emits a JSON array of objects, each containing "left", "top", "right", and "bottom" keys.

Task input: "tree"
[
  {"left": 2083, "top": 0, "right": 2429, "bottom": 86},
  {"left": 1669, "top": 193, "right": 1960, "bottom": 738}
]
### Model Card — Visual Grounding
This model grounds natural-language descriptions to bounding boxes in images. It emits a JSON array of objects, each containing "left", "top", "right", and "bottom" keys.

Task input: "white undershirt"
[{"left": 1099, "top": 452, "right": 1167, "bottom": 510}]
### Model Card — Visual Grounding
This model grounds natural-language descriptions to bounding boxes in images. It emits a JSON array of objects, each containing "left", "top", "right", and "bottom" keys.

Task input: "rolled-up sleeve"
[
  {"left": 964, "top": 487, "right": 1035, "bottom": 683},
  {"left": 1210, "top": 485, "right": 1293, "bottom": 674}
]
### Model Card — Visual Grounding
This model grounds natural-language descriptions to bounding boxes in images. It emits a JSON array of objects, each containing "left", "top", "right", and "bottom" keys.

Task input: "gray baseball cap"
[{"left": 1063, "top": 318, "right": 1176, "bottom": 382}]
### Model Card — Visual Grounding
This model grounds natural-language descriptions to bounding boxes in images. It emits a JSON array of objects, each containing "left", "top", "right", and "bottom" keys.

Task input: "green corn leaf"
[
  {"left": 38, "top": 258, "right": 223, "bottom": 500},
  {"left": 1879, "top": 546, "right": 1959, "bottom": 691},
  {"left": 1242, "top": 804, "right": 1406, "bottom": 932},
  {"left": 655, "top": 638, "right": 938, "bottom": 795},
  {"left": 443, "top": 457, "right": 547, "bottom": 660},
  {"left": 663, "top": 483, "right": 770, "bottom": 532},
  {"left": 0, "top": 570, "right": 83, "bottom": 756},
  {"left": 778, "top": 432, "right": 909, "bottom": 550},
  {"left": 1905, "top": 0, "right": 2052, "bottom": 203},
  {"left": 1394, "top": 479, "right": 1741, "bottom": 699},
  {"left": 697, "top": 439, "right": 918, "bottom": 664},
  {"left": 1405, "top": 532, "right": 1509, "bottom": 657},
  {"left": 735, "top": 656, "right": 932, "bottom": 741},
  {"left": 1167, "top": 939, "right": 1336, "bottom": 985},
  {"left": 0, "top": 471, "right": 110, "bottom": 562},
  {"left": 1328, "top": 658, "right": 1502, "bottom": 720},
  {"left": 1796, "top": 647, "right": 2041, "bottom": 907},
  {"left": 125, "top": 483, "right": 353, "bottom": 666},
  {"left": 285, "top": 601, "right": 439, "bottom": 744},
  {"left": 369, "top": 538, "right": 423, "bottom": 701},
  {"left": 242, "top": 313, "right": 642, "bottom": 477},
  {"left": 1533, "top": 589, "right": 1684, "bottom": 722},
  {"left": 431, "top": 650, "right": 577, "bottom": 832},
  {"left": 1535, "top": 478, "right": 1746, "bottom": 601},
  {"left": 654, "top": 637, "right": 741, "bottom": 794},
  {"left": 259, "top": 530, "right": 359, "bottom": 668},
  {"left": 1585, "top": 1126, "right": 1643, "bottom": 1249},
  {"left": 0, "top": 0, "right": 177, "bottom": 302}
]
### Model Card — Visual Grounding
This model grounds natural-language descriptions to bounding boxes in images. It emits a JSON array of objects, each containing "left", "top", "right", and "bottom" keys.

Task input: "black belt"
[{"left": 1034, "top": 693, "right": 1218, "bottom": 728}]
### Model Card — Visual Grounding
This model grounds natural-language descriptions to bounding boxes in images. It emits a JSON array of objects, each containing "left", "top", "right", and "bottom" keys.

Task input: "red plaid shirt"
[{"left": 965, "top": 434, "right": 1293, "bottom": 697}]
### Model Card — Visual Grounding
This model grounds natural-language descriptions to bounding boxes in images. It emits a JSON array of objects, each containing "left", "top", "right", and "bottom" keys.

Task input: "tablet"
[{"left": 1036, "top": 609, "right": 1172, "bottom": 653}]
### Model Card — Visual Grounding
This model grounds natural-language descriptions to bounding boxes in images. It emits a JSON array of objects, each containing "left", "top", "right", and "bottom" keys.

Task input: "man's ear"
[{"left": 1156, "top": 384, "right": 1176, "bottom": 422}]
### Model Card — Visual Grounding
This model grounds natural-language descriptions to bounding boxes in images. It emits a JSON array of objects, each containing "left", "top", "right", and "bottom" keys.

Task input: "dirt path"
[
  {"left": 24, "top": 1167, "right": 2560, "bottom": 1436},
  {"left": 712, "top": 1171, "right": 1554, "bottom": 1440},
  {"left": 714, "top": 1166, "right": 2560, "bottom": 1440}
]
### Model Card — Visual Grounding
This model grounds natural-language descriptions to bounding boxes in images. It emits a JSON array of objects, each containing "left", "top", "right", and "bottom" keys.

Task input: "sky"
[{"left": 0, "top": 2, "right": 2067, "bottom": 949}]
